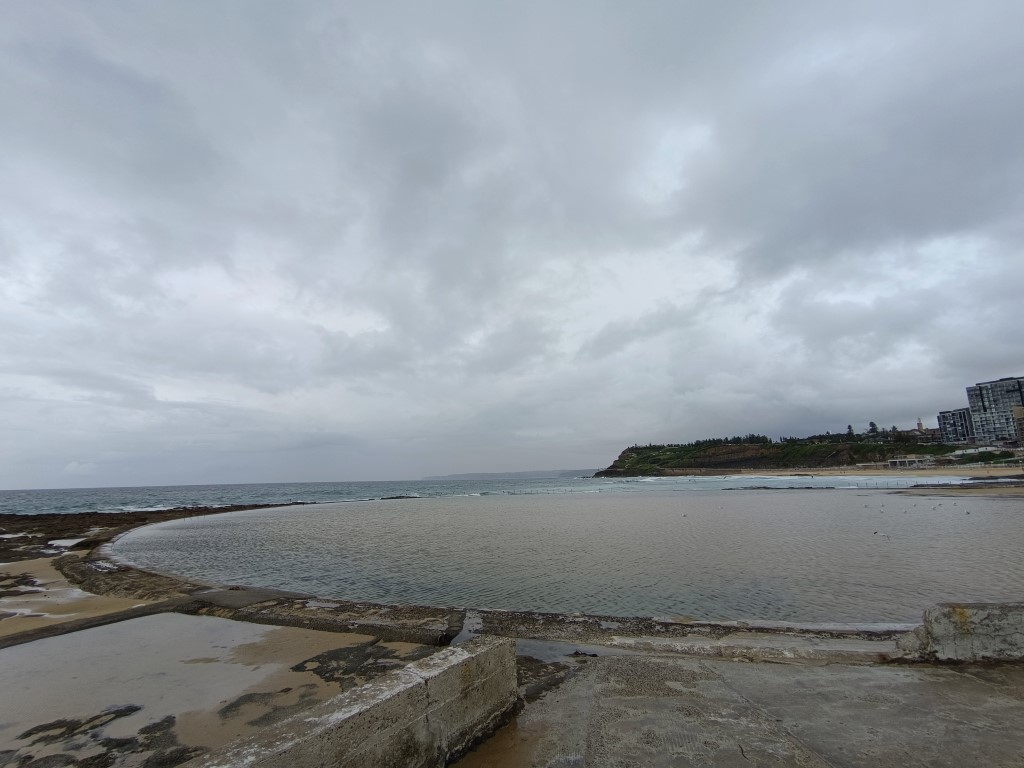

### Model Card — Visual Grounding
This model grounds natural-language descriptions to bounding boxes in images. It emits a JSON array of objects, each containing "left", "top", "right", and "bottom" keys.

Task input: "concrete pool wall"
[
  {"left": 897, "top": 601, "right": 1024, "bottom": 661},
  {"left": 184, "top": 635, "right": 517, "bottom": 768}
]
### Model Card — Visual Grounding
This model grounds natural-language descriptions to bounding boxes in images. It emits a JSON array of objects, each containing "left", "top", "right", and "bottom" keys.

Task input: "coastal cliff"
[{"left": 595, "top": 441, "right": 955, "bottom": 476}]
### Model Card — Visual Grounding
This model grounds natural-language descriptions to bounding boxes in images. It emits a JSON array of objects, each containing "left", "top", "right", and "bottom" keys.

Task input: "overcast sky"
[{"left": 2, "top": 2, "right": 1023, "bottom": 488}]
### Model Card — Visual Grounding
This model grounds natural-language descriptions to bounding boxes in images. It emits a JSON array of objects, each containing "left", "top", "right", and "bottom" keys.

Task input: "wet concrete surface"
[
  {"left": 0, "top": 612, "right": 436, "bottom": 767},
  {"left": 455, "top": 650, "right": 1024, "bottom": 767}
]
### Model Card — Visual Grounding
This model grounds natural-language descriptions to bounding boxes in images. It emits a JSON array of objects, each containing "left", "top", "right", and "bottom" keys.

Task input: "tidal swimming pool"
[{"left": 112, "top": 487, "right": 1024, "bottom": 623}]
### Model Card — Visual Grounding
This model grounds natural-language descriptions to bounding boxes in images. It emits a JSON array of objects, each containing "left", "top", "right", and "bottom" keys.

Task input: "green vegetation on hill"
[{"left": 595, "top": 439, "right": 958, "bottom": 476}]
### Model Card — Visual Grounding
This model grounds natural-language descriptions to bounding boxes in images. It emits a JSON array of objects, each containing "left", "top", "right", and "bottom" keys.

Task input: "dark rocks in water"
[
  {"left": 0, "top": 570, "right": 44, "bottom": 599},
  {"left": 378, "top": 495, "right": 420, "bottom": 500},
  {"left": 0, "top": 502, "right": 313, "bottom": 562},
  {"left": 721, "top": 486, "right": 835, "bottom": 491}
]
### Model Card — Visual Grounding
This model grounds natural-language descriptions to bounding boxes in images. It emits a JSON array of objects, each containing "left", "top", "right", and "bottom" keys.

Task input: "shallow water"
[{"left": 112, "top": 487, "right": 1024, "bottom": 623}]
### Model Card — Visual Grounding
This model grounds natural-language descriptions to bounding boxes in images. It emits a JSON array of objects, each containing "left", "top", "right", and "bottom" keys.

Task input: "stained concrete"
[
  {"left": 180, "top": 594, "right": 463, "bottom": 647},
  {"left": 466, "top": 607, "right": 907, "bottom": 646},
  {"left": 907, "top": 602, "right": 1024, "bottom": 661},
  {"left": 607, "top": 631, "right": 900, "bottom": 663},
  {"left": 455, "top": 651, "right": 1024, "bottom": 767}
]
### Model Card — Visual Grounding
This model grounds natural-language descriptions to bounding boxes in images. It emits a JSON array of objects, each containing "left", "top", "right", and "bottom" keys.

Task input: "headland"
[{"left": 594, "top": 438, "right": 1024, "bottom": 478}]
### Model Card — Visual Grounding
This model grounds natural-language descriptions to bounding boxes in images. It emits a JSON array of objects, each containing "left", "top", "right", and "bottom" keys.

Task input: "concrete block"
[
  {"left": 921, "top": 602, "right": 1024, "bottom": 661},
  {"left": 894, "top": 624, "right": 929, "bottom": 654},
  {"left": 416, "top": 636, "right": 518, "bottom": 761},
  {"left": 185, "top": 635, "right": 517, "bottom": 768}
]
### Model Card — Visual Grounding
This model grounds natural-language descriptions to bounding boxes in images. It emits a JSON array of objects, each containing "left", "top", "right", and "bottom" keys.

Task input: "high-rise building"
[
  {"left": 937, "top": 407, "right": 975, "bottom": 444},
  {"left": 966, "top": 376, "right": 1024, "bottom": 443}
]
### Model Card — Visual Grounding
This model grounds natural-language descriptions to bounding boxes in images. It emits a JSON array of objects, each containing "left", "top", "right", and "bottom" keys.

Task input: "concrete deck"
[{"left": 455, "top": 648, "right": 1024, "bottom": 767}]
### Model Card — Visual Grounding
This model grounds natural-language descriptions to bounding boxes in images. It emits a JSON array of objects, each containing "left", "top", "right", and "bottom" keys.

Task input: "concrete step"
[{"left": 607, "top": 631, "right": 901, "bottom": 662}]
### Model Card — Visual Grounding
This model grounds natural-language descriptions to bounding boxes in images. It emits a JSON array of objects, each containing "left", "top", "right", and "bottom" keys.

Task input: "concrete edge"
[
  {"left": 471, "top": 606, "right": 910, "bottom": 643},
  {"left": 896, "top": 602, "right": 1024, "bottom": 662},
  {"left": 183, "top": 634, "right": 519, "bottom": 768},
  {"left": 179, "top": 600, "right": 465, "bottom": 647},
  {"left": 607, "top": 635, "right": 900, "bottom": 663},
  {"left": 63, "top": 545, "right": 914, "bottom": 649},
  {"left": 0, "top": 600, "right": 187, "bottom": 650}
]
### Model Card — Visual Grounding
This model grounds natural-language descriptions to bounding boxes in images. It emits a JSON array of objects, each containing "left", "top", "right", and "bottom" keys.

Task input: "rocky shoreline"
[{"left": 0, "top": 502, "right": 311, "bottom": 563}]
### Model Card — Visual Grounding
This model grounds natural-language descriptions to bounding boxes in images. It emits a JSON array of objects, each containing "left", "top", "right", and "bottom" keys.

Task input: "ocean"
[{"left": 0, "top": 473, "right": 948, "bottom": 516}]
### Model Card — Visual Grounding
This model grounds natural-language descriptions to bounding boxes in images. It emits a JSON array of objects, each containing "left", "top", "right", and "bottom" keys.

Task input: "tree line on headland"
[
  {"left": 623, "top": 422, "right": 928, "bottom": 452},
  {"left": 593, "top": 428, "right": 972, "bottom": 477}
]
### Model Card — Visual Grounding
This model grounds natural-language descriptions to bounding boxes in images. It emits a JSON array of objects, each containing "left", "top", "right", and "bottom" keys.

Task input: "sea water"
[
  {"left": 106, "top": 477, "right": 1024, "bottom": 623},
  {"left": 0, "top": 473, "right": 953, "bottom": 515}
]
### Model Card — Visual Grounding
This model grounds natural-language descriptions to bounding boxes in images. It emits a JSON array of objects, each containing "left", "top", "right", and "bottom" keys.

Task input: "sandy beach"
[
  {"left": 735, "top": 466, "right": 1024, "bottom": 478},
  {"left": 734, "top": 465, "right": 1024, "bottom": 494}
]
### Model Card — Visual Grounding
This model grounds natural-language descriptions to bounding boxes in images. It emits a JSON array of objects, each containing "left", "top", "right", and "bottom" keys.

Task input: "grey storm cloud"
[{"left": 1, "top": 1, "right": 1022, "bottom": 487}]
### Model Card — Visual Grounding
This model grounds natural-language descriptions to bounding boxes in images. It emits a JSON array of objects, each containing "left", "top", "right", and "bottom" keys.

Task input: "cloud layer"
[{"left": 2, "top": 2, "right": 1022, "bottom": 487}]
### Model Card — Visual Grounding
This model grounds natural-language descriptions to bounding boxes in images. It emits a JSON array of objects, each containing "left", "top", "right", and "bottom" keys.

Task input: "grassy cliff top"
[{"left": 595, "top": 441, "right": 957, "bottom": 476}]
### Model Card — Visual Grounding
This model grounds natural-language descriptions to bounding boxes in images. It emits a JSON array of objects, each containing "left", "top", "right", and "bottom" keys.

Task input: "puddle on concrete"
[
  {"left": 453, "top": 719, "right": 547, "bottom": 768},
  {"left": 514, "top": 637, "right": 636, "bottom": 664},
  {"left": 0, "top": 612, "right": 435, "bottom": 766},
  {"left": 47, "top": 538, "right": 86, "bottom": 548}
]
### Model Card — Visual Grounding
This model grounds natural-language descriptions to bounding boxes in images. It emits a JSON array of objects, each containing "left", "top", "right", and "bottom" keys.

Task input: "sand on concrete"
[
  {"left": 0, "top": 557, "right": 152, "bottom": 638},
  {"left": 0, "top": 612, "right": 437, "bottom": 765},
  {"left": 175, "top": 625, "right": 430, "bottom": 749}
]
